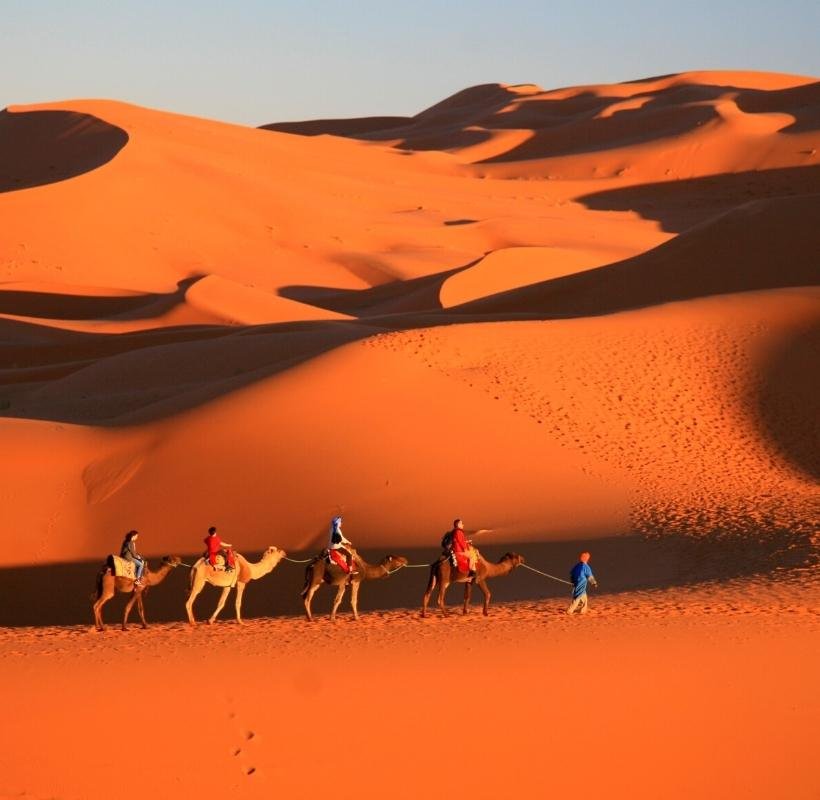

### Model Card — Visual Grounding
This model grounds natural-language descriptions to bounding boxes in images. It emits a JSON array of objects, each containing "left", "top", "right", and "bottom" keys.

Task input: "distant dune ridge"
[{"left": 0, "top": 69, "right": 818, "bottom": 568}]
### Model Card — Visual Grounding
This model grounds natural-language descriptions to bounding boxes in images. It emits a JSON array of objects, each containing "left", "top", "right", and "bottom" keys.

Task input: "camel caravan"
[{"left": 91, "top": 517, "right": 545, "bottom": 631}]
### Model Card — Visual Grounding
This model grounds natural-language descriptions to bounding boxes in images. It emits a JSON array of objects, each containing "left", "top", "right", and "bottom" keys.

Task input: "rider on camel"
[
  {"left": 328, "top": 516, "right": 358, "bottom": 576},
  {"left": 120, "top": 530, "right": 145, "bottom": 587},
  {"left": 443, "top": 518, "right": 477, "bottom": 578},
  {"left": 205, "top": 526, "right": 235, "bottom": 572}
]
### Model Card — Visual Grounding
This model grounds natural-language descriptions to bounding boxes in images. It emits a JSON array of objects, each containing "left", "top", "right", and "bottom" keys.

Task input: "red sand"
[{"left": 0, "top": 70, "right": 818, "bottom": 798}]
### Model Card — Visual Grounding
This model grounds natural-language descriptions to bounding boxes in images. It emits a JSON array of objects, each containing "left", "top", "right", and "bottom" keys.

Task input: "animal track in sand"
[{"left": 226, "top": 699, "right": 258, "bottom": 778}]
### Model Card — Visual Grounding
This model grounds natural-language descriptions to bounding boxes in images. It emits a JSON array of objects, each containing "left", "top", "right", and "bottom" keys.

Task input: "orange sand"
[{"left": 0, "top": 70, "right": 818, "bottom": 798}]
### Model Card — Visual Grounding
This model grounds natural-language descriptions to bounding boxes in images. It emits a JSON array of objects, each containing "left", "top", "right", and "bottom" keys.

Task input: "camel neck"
[
  {"left": 485, "top": 560, "right": 514, "bottom": 578},
  {"left": 244, "top": 553, "right": 279, "bottom": 579},
  {"left": 362, "top": 561, "right": 388, "bottom": 580},
  {"left": 147, "top": 564, "right": 172, "bottom": 585}
]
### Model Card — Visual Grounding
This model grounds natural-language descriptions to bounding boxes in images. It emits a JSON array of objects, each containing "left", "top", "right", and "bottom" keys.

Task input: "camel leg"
[
  {"left": 330, "top": 582, "right": 347, "bottom": 621},
  {"left": 234, "top": 582, "right": 247, "bottom": 625},
  {"left": 136, "top": 591, "right": 148, "bottom": 629},
  {"left": 209, "top": 586, "right": 232, "bottom": 624},
  {"left": 477, "top": 579, "right": 492, "bottom": 616},
  {"left": 350, "top": 580, "right": 361, "bottom": 621},
  {"left": 421, "top": 566, "right": 437, "bottom": 618},
  {"left": 463, "top": 580, "right": 473, "bottom": 615},
  {"left": 185, "top": 572, "right": 206, "bottom": 625},
  {"left": 93, "top": 580, "right": 115, "bottom": 631},
  {"left": 123, "top": 587, "right": 138, "bottom": 631},
  {"left": 437, "top": 578, "right": 450, "bottom": 617},
  {"left": 305, "top": 581, "right": 322, "bottom": 622}
]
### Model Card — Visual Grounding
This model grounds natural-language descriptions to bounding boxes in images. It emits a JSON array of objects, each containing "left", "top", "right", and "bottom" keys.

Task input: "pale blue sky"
[{"left": 2, "top": 0, "right": 818, "bottom": 126}]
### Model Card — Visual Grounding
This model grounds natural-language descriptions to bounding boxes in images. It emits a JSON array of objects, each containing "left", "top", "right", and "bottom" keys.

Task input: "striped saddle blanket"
[{"left": 109, "top": 555, "right": 137, "bottom": 580}]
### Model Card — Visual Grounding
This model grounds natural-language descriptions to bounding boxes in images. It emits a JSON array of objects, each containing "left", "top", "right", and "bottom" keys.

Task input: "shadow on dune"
[
  {"left": 754, "top": 318, "right": 820, "bottom": 481},
  {"left": 279, "top": 260, "right": 474, "bottom": 317},
  {"left": 0, "top": 277, "right": 201, "bottom": 321},
  {"left": 449, "top": 194, "right": 820, "bottom": 317},
  {"left": 262, "top": 115, "right": 412, "bottom": 137},
  {"left": 577, "top": 165, "right": 820, "bottom": 233},
  {"left": 260, "top": 80, "right": 820, "bottom": 164},
  {"left": 0, "top": 195, "right": 817, "bottom": 426},
  {"left": 735, "top": 80, "right": 820, "bottom": 134},
  {"left": 0, "top": 109, "right": 128, "bottom": 193},
  {"left": 0, "top": 532, "right": 814, "bottom": 628}
]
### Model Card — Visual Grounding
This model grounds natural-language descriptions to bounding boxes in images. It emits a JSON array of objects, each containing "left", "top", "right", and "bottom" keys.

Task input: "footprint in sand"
[{"left": 226, "top": 701, "right": 258, "bottom": 777}]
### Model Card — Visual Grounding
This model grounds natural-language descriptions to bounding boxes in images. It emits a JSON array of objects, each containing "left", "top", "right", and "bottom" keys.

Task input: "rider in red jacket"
[
  {"left": 205, "top": 526, "right": 235, "bottom": 571},
  {"left": 449, "top": 518, "right": 474, "bottom": 576}
]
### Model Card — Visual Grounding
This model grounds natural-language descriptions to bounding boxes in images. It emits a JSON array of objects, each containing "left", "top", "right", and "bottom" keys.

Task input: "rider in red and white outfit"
[
  {"left": 204, "top": 526, "right": 235, "bottom": 571},
  {"left": 328, "top": 516, "right": 357, "bottom": 575}
]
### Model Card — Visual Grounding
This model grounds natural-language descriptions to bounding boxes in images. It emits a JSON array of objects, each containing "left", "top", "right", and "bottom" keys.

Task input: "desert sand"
[{"left": 0, "top": 70, "right": 818, "bottom": 798}]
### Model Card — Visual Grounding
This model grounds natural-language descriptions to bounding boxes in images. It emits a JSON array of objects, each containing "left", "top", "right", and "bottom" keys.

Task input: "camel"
[
  {"left": 421, "top": 551, "right": 525, "bottom": 618},
  {"left": 301, "top": 547, "right": 408, "bottom": 621},
  {"left": 92, "top": 555, "right": 183, "bottom": 631},
  {"left": 185, "top": 546, "right": 286, "bottom": 625}
]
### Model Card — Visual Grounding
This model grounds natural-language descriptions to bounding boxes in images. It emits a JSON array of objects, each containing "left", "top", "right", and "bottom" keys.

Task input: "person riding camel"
[
  {"left": 120, "top": 530, "right": 145, "bottom": 587},
  {"left": 443, "top": 518, "right": 477, "bottom": 578},
  {"left": 327, "top": 516, "right": 357, "bottom": 576},
  {"left": 204, "top": 526, "right": 235, "bottom": 572}
]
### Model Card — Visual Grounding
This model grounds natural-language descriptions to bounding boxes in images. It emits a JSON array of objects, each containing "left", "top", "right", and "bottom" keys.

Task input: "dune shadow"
[
  {"left": 0, "top": 532, "right": 814, "bottom": 628},
  {"left": 754, "top": 317, "right": 820, "bottom": 481},
  {"left": 260, "top": 81, "right": 820, "bottom": 165},
  {"left": 261, "top": 115, "right": 411, "bottom": 137},
  {"left": 1, "top": 189, "right": 817, "bottom": 427},
  {"left": 279, "top": 261, "right": 473, "bottom": 317},
  {"left": 0, "top": 277, "right": 201, "bottom": 321},
  {"left": 735, "top": 80, "right": 820, "bottom": 134},
  {"left": 0, "top": 109, "right": 129, "bottom": 193},
  {"left": 577, "top": 165, "right": 820, "bottom": 232},
  {"left": 449, "top": 194, "right": 820, "bottom": 318}
]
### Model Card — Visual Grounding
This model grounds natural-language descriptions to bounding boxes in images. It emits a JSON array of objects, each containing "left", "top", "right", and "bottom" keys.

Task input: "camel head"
[
  {"left": 501, "top": 553, "right": 525, "bottom": 567},
  {"left": 161, "top": 555, "right": 183, "bottom": 568},
  {"left": 381, "top": 555, "right": 408, "bottom": 574},
  {"left": 262, "top": 545, "right": 286, "bottom": 562}
]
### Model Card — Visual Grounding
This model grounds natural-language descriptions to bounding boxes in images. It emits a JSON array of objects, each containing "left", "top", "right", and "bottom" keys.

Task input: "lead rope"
[{"left": 519, "top": 563, "right": 572, "bottom": 586}]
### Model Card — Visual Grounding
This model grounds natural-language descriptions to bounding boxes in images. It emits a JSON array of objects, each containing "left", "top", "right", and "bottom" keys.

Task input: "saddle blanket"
[{"left": 109, "top": 555, "right": 136, "bottom": 580}]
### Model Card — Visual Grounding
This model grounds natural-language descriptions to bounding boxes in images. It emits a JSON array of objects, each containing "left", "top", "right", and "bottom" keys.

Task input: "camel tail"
[
  {"left": 300, "top": 558, "right": 320, "bottom": 597},
  {"left": 92, "top": 558, "right": 110, "bottom": 601},
  {"left": 426, "top": 563, "right": 438, "bottom": 594}
]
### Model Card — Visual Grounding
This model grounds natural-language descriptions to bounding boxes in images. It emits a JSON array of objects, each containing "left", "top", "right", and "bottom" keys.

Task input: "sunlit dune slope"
[{"left": 0, "top": 69, "right": 818, "bottom": 569}]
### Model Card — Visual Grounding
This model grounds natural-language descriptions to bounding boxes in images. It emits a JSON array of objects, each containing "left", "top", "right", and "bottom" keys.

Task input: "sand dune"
[
  {"left": 1, "top": 67, "right": 818, "bottom": 800},
  {"left": 262, "top": 71, "right": 820, "bottom": 179},
  {"left": 0, "top": 70, "right": 817, "bottom": 567}
]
